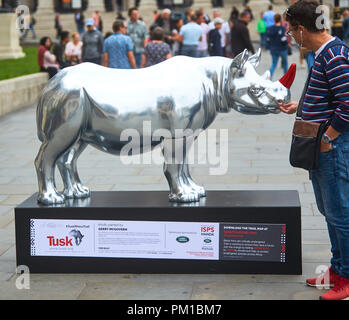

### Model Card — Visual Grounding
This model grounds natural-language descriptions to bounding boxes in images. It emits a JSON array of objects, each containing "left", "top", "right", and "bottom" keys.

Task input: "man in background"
[
  {"left": 127, "top": 7, "right": 147, "bottom": 68},
  {"left": 104, "top": 20, "right": 136, "bottom": 69},
  {"left": 53, "top": 30, "right": 71, "bottom": 69},
  {"left": 82, "top": 18, "right": 104, "bottom": 65},
  {"left": 230, "top": 11, "right": 255, "bottom": 57}
]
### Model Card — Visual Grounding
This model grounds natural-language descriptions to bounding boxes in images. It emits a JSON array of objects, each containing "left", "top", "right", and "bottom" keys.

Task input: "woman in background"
[
  {"left": 38, "top": 37, "right": 59, "bottom": 79},
  {"left": 141, "top": 27, "right": 171, "bottom": 68},
  {"left": 65, "top": 32, "right": 83, "bottom": 65}
]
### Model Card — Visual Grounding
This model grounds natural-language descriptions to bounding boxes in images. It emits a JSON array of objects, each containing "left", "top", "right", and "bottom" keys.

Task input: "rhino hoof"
[
  {"left": 64, "top": 185, "right": 90, "bottom": 199},
  {"left": 169, "top": 192, "right": 200, "bottom": 203},
  {"left": 38, "top": 191, "right": 65, "bottom": 205}
]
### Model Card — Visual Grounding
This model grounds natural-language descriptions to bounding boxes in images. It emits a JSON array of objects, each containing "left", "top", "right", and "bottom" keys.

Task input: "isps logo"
[{"left": 201, "top": 226, "right": 215, "bottom": 236}]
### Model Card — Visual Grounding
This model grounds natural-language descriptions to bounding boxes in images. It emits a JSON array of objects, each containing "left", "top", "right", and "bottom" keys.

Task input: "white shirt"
[
  {"left": 315, "top": 37, "right": 335, "bottom": 59},
  {"left": 208, "top": 20, "right": 230, "bottom": 48},
  {"left": 197, "top": 22, "right": 209, "bottom": 51}
]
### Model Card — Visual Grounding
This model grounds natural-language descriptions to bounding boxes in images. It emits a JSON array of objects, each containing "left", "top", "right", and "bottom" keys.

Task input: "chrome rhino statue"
[{"left": 35, "top": 49, "right": 296, "bottom": 205}]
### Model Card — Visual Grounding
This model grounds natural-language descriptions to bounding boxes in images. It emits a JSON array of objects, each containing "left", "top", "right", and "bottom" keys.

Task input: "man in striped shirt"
[{"left": 281, "top": 0, "right": 349, "bottom": 300}]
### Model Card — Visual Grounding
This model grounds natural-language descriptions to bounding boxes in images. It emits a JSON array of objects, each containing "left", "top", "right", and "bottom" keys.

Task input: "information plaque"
[{"left": 15, "top": 191, "right": 302, "bottom": 274}]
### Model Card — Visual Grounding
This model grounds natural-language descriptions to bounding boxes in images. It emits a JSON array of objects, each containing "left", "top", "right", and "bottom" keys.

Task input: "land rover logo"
[
  {"left": 204, "top": 238, "right": 212, "bottom": 243},
  {"left": 176, "top": 236, "right": 189, "bottom": 243}
]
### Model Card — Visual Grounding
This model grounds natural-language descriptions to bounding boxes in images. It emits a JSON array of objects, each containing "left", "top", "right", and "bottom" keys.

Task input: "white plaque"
[{"left": 30, "top": 219, "right": 219, "bottom": 260}]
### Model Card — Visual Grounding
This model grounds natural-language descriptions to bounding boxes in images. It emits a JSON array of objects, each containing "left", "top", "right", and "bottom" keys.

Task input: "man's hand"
[
  {"left": 320, "top": 140, "right": 332, "bottom": 153},
  {"left": 279, "top": 101, "right": 298, "bottom": 114}
]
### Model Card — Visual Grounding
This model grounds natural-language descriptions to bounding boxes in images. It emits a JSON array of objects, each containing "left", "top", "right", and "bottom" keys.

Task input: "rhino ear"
[
  {"left": 248, "top": 48, "right": 262, "bottom": 69},
  {"left": 231, "top": 49, "right": 249, "bottom": 70}
]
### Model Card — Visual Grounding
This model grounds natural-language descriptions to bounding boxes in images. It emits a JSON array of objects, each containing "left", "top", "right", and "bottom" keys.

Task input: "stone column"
[{"left": 0, "top": 13, "right": 25, "bottom": 60}]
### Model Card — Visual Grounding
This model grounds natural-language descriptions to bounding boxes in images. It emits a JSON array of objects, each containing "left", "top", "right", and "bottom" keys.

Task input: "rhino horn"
[
  {"left": 279, "top": 63, "right": 297, "bottom": 89},
  {"left": 231, "top": 49, "right": 249, "bottom": 70},
  {"left": 248, "top": 48, "right": 262, "bottom": 68}
]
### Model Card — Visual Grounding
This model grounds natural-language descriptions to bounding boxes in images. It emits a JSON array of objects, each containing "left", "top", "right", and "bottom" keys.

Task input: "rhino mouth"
[{"left": 265, "top": 105, "right": 281, "bottom": 114}]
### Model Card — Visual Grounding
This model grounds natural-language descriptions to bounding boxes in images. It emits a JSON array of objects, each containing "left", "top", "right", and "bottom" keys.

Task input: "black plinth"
[{"left": 15, "top": 191, "right": 302, "bottom": 274}]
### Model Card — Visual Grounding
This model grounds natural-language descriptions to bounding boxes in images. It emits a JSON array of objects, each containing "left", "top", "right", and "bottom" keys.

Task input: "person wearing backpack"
[
  {"left": 279, "top": 0, "right": 349, "bottom": 300},
  {"left": 267, "top": 13, "right": 288, "bottom": 79}
]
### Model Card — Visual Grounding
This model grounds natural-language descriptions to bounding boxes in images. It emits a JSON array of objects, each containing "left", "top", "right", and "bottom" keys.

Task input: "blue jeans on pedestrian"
[
  {"left": 133, "top": 51, "right": 142, "bottom": 68},
  {"left": 311, "top": 132, "right": 349, "bottom": 279},
  {"left": 260, "top": 33, "right": 267, "bottom": 49},
  {"left": 181, "top": 45, "right": 198, "bottom": 58},
  {"left": 269, "top": 49, "right": 288, "bottom": 79}
]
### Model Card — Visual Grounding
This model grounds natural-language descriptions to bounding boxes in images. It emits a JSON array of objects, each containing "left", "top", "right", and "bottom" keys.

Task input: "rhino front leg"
[
  {"left": 162, "top": 138, "right": 200, "bottom": 203},
  {"left": 182, "top": 135, "right": 206, "bottom": 198}
]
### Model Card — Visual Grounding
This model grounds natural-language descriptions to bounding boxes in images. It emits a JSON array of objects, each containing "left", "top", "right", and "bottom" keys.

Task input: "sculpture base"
[{"left": 15, "top": 191, "right": 302, "bottom": 274}]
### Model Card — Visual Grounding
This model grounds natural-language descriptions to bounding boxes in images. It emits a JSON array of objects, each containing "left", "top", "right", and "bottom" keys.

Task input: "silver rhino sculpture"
[{"left": 35, "top": 49, "right": 296, "bottom": 205}]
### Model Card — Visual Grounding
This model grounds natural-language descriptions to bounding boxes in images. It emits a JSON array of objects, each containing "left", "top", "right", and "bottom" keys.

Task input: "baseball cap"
[{"left": 85, "top": 18, "right": 94, "bottom": 26}]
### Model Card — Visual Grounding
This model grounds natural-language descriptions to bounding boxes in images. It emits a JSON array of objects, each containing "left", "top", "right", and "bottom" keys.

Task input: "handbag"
[{"left": 289, "top": 67, "right": 329, "bottom": 171}]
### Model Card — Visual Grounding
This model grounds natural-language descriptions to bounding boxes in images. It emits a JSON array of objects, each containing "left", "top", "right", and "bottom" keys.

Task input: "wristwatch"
[{"left": 322, "top": 133, "right": 334, "bottom": 144}]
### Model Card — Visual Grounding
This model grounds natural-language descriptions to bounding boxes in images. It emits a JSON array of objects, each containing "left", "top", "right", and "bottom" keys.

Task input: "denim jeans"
[
  {"left": 311, "top": 131, "right": 349, "bottom": 279},
  {"left": 181, "top": 45, "right": 198, "bottom": 58},
  {"left": 269, "top": 49, "right": 289, "bottom": 79},
  {"left": 133, "top": 51, "right": 142, "bottom": 68}
]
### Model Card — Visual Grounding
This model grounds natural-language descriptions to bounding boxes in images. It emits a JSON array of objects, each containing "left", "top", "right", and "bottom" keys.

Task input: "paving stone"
[
  {"left": 190, "top": 282, "right": 319, "bottom": 300},
  {"left": 78, "top": 280, "right": 193, "bottom": 300},
  {"left": 0, "top": 279, "right": 86, "bottom": 300}
]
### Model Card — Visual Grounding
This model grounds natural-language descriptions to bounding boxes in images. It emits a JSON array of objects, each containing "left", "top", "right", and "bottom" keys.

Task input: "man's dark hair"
[
  {"left": 285, "top": 0, "right": 325, "bottom": 33},
  {"left": 189, "top": 14, "right": 197, "bottom": 21},
  {"left": 128, "top": 6, "right": 138, "bottom": 17},
  {"left": 240, "top": 11, "right": 250, "bottom": 19},
  {"left": 152, "top": 27, "right": 164, "bottom": 41},
  {"left": 60, "top": 31, "right": 70, "bottom": 42},
  {"left": 113, "top": 20, "right": 125, "bottom": 32},
  {"left": 196, "top": 10, "right": 203, "bottom": 19},
  {"left": 268, "top": 5, "right": 273, "bottom": 10}
]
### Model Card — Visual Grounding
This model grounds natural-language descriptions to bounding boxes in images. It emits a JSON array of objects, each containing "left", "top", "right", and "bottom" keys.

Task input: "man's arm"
[
  {"left": 141, "top": 53, "right": 146, "bottom": 68},
  {"left": 127, "top": 50, "right": 137, "bottom": 69},
  {"left": 103, "top": 52, "right": 109, "bottom": 67}
]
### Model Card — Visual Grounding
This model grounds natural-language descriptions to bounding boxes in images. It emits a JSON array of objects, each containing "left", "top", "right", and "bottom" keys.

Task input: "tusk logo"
[{"left": 69, "top": 229, "right": 84, "bottom": 246}]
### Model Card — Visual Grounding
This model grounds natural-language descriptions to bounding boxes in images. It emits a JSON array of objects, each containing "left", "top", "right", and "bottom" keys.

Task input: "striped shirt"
[{"left": 302, "top": 37, "right": 349, "bottom": 133}]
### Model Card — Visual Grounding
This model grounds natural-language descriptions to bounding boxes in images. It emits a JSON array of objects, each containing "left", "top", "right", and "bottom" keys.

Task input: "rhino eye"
[{"left": 249, "top": 86, "right": 264, "bottom": 96}]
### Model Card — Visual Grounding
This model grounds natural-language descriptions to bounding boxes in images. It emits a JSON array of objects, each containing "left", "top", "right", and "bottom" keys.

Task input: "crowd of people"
[
  {"left": 38, "top": 6, "right": 259, "bottom": 79},
  {"left": 36, "top": 4, "right": 349, "bottom": 80}
]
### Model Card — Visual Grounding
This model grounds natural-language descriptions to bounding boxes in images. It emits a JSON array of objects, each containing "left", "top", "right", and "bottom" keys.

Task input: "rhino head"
[{"left": 230, "top": 49, "right": 296, "bottom": 115}]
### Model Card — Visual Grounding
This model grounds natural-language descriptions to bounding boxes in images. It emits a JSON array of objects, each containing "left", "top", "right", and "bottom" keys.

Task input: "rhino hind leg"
[
  {"left": 162, "top": 138, "right": 200, "bottom": 203},
  {"left": 35, "top": 92, "right": 86, "bottom": 205},
  {"left": 56, "top": 140, "right": 90, "bottom": 199},
  {"left": 35, "top": 141, "right": 66, "bottom": 205}
]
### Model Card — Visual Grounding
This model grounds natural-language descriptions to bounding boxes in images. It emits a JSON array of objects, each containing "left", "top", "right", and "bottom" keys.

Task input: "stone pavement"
[{"left": 0, "top": 48, "right": 331, "bottom": 300}]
